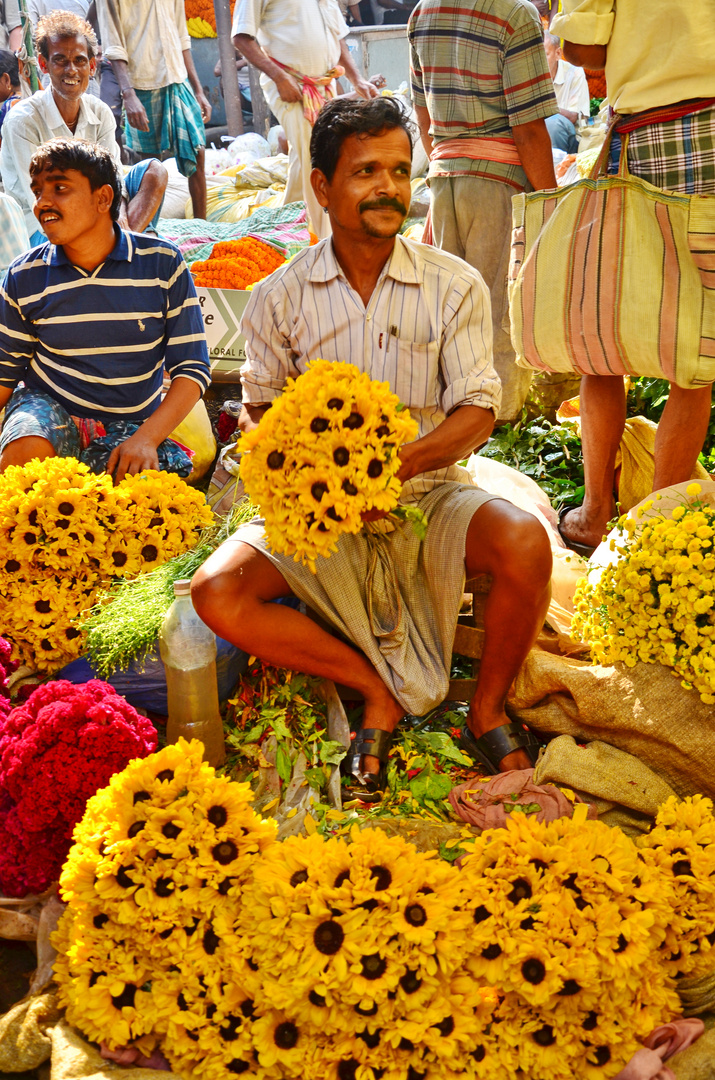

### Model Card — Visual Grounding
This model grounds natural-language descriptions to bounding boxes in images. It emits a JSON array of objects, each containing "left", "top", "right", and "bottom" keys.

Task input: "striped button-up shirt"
[
  {"left": 408, "top": 0, "right": 556, "bottom": 190},
  {"left": 0, "top": 229, "right": 210, "bottom": 421},
  {"left": 240, "top": 234, "right": 500, "bottom": 497}
]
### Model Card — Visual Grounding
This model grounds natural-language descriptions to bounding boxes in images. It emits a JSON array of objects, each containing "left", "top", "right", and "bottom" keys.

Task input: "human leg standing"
[
  {"left": 653, "top": 383, "right": 713, "bottom": 490},
  {"left": 463, "top": 499, "right": 552, "bottom": 771},
  {"left": 187, "top": 147, "right": 207, "bottom": 221},
  {"left": 263, "top": 81, "right": 331, "bottom": 239}
]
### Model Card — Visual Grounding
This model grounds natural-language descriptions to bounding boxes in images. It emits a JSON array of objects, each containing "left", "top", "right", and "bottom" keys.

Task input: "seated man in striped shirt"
[
  {"left": 0, "top": 138, "right": 210, "bottom": 480},
  {"left": 192, "top": 97, "right": 552, "bottom": 794}
]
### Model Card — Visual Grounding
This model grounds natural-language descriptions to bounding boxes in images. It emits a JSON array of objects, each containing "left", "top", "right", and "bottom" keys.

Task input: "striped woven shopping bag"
[{"left": 509, "top": 130, "right": 715, "bottom": 388}]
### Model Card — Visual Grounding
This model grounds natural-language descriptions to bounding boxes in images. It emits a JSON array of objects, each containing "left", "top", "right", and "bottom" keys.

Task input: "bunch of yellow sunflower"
[
  {"left": 572, "top": 484, "right": 715, "bottom": 704},
  {"left": 52, "top": 737, "right": 715, "bottom": 1080},
  {"left": 457, "top": 806, "right": 682, "bottom": 1079},
  {"left": 637, "top": 795, "right": 715, "bottom": 979},
  {"left": 0, "top": 459, "right": 212, "bottom": 671},
  {"left": 238, "top": 360, "right": 418, "bottom": 571},
  {"left": 54, "top": 739, "right": 276, "bottom": 1066}
]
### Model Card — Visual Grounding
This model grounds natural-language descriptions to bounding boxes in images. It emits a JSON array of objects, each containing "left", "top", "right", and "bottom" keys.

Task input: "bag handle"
[{"left": 588, "top": 118, "right": 631, "bottom": 181}]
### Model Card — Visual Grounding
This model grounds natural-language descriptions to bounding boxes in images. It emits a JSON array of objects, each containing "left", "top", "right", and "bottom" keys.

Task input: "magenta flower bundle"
[{"left": 0, "top": 679, "right": 157, "bottom": 897}]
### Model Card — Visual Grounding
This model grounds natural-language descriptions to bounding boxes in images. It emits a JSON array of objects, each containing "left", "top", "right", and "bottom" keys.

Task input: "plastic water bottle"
[{"left": 158, "top": 579, "right": 226, "bottom": 768}]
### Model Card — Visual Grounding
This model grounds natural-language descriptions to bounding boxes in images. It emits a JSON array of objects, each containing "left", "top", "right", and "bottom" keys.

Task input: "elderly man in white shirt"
[
  {"left": 544, "top": 32, "right": 591, "bottom": 154},
  {"left": 1, "top": 11, "right": 166, "bottom": 243},
  {"left": 232, "top": 0, "right": 378, "bottom": 239},
  {"left": 192, "top": 97, "right": 552, "bottom": 799}
]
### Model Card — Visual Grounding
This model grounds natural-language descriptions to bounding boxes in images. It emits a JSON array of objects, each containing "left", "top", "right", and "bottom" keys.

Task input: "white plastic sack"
[
  {"left": 158, "top": 157, "right": 190, "bottom": 219},
  {"left": 226, "top": 131, "right": 271, "bottom": 163}
]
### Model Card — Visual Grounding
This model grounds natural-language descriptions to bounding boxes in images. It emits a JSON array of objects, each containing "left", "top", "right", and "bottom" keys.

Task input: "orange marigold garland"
[{"left": 192, "top": 238, "right": 286, "bottom": 290}]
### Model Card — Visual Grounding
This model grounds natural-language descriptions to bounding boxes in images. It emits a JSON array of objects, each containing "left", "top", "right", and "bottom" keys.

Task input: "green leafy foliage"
[
  {"left": 478, "top": 412, "right": 584, "bottom": 508},
  {"left": 626, "top": 377, "right": 715, "bottom": 470}
]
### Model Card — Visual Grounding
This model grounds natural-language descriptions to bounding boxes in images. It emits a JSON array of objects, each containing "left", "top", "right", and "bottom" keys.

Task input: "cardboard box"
[{"left": 195, "top": 287, "right": 250, "bottom": 385}]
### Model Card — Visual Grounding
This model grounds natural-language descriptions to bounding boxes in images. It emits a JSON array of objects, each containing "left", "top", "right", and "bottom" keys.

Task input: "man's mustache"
[{"left": 359, "top": 197, "right": 408, "bottom": 215}]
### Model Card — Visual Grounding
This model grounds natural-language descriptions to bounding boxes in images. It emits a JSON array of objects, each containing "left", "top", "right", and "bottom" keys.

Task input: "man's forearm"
[
  {"left": 137, "top": 377, "right": 202, "bottom": 446},
  {"left": 414, "top": 103, "right": 433, "bottom": 159},
  {"left": 109, "top": 56, "right": 134, "bottom": 95},
  {"left": 512, "top": 118, "right": 557, "bottom": 190},
  {"left": 239, "top": 401, "right": 271, "bottom": 433},
  {"left": 233, "top": 33, "right": 284, "bottom": 84},
  {"left": 183, "top": 48, "right": 203, "bottom": 98},
  {"left": 560, "top": 107, "right": 579, "bottom": 126},
  {"left": 0, "top": 386, "right": 15, "bottom": 412},
  {"left": 398, "top": 404, "right": 495, "bottom": 482},
  {"left": 562, "top": 41, "right": 606, "bottom": 70}
]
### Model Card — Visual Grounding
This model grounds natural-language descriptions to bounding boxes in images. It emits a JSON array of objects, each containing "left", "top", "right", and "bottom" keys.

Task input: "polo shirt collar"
[
  {"left": 307, "top": 233, "right": 421, "bottom": 285},
  {"left": 48, "top": 225, "right": 132, "bottom": 266}
]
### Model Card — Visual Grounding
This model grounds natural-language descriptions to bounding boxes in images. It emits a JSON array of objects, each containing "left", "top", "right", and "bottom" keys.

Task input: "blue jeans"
[{"left": 546, "top": 113, "right": 579, "bottom": 156}]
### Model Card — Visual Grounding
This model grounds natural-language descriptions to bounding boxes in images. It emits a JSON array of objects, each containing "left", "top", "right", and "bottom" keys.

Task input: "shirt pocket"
[{"left": 390, "top": 339, "right": 441, "bottom": 411}]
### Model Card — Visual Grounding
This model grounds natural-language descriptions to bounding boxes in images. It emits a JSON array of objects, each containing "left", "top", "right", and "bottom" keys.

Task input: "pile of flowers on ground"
[
  {"left": 572, "top": 484, "right": 715, "bottom": 703},
  {"left": 191, "top": 238, "right": 286, "bottom": 289},
  {"left": 0, "top": 680, "right": 157, "bottom": 897},
  {"left": 0, "top": 635, "right": 16, "bottom": 719},
  {"left": 0, "top": 458, "right": 213, "bottom": 671},
  {"left": 238, "top": 360, "right": 419, "bottom": 570},
  {"left": 53, "top": 739, "right": 715, "bottom": 1079}
]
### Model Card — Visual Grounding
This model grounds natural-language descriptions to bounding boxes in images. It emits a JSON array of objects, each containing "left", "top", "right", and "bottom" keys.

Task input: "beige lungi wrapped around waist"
[{"left": 228, "top": 482, "right": 499, "bottom": 716}]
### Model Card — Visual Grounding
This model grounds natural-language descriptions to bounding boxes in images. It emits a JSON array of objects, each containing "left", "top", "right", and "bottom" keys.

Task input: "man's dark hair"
[
  {"left": 310, "top": 96, "right": 413, "bottom": 181},
  {"left": 29, "top": 139, "right": 122, "bottom": 220},
  {"left": 0, "top": 49, "right": 19, "bottom": 86},
  {"left": 35, "top": 10, "right": 98, "bottom": 60}
]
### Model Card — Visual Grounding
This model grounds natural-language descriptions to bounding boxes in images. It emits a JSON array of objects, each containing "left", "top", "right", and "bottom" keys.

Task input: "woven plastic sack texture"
[
  {"left": 509, "top": 648, "right": 715, "bottom": 800},
  {"left": 0, "top": 993, "right": 61, "bottom": 1071}
]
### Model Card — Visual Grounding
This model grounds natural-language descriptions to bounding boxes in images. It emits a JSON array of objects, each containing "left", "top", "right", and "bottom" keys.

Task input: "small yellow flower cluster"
[
  {"left": 238, "top": 360, "right": 418, "bottom": 571},
  {"left": 52, "top": 738, "right": 715, "bottom": 1080},
  {"left": 637, "top": 795, "right": 715, "bottom": 979},
  {"left": 0, "top": 458, "right": 213, "bottom": 671},
  {"left": 54, "top": 739, "right": 276, "bottom": 1058},
  {"left": 572, "top": 486, "right": 715, "bottom": 703}
]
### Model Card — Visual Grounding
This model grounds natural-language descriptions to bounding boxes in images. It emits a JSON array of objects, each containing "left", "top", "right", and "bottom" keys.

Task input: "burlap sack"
[
  {"left": 668, "top": 1021, "right": 715, "bottom": 1079},
  {"left": 49, "top": 1022, "right": 175, "bottom": 1080},
  {"left": 509, "top": 649, "right": 715, "bottom": 799},
  {"left": 0, "top": 993, "right": 61, "bottom": 1071},
  {"left": 534, "top": 736, "right": 678, "bottom": 834}
]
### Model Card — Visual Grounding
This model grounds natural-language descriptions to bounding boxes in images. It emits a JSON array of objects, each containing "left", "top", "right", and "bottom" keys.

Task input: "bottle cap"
[{"left": 173, "top": 579, "right": 192, "bottom": 596}]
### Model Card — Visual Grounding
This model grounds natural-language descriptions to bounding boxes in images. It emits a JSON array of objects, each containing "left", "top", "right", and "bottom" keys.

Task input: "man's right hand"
[
  {"left": 275, "top": 71, "right": 303, "bottom": 104},
  {"left": 123, "top": 89, "right": 150, "bottom": 132}
]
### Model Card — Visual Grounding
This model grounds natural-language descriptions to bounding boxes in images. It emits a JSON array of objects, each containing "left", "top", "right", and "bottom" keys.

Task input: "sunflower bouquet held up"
[{"left": 238, "top": 360, "right": 419, "bottom": 571}]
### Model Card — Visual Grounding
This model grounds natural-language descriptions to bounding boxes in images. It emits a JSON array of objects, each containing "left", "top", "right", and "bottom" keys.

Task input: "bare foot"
[
  {"left": 466, "top": 709, "right": 534, "bottom": 772},
  {"left": 358, "top": 690, "right": 405, "bottom": 776},
  {"left": 558, "top": 506, "right": 608, "bottom": 553}
]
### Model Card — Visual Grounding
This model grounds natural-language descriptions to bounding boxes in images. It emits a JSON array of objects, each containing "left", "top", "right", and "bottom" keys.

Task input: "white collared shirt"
[
  {"left": 552, "top": 58, "right": 590, "bottom": 118},
  {"left": 231, "top": 0, "right": 348, "bottom": 78},
  {"left": 240, "top": 234, "right": 500, "bottom": 497},
  {"left": 0, "top": 88, "right": 119, "bottom": 236},
  {"left": 97, "top": 0, "right": 190, "bottom": 91}
]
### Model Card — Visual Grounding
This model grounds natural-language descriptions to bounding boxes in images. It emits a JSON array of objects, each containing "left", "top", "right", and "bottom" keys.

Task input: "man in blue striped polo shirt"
[{"left": 0, "top": 138, "right": 210, "bottom": 480}]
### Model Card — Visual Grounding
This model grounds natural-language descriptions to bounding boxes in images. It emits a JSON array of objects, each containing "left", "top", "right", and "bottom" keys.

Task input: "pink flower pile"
[{"left": 0, "top": 679, "right": 157, "bottom": 897}]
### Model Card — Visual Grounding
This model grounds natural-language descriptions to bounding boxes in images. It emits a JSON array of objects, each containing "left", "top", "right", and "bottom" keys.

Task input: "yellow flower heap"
[
  {"left": 238, "top": 359, "right": 418, "bottom": 570},
  {"left": 53, "top": 742, "right": 715, "bottom": 1080},
  {"left": 572, "top": 484, "right": 715, "bottom": 703},
  {"left": 54, "top": 739, "right": 276, "bottom": 1065},
  {"left": 0, "top": 458, "right": 212, "bottom": 670}
]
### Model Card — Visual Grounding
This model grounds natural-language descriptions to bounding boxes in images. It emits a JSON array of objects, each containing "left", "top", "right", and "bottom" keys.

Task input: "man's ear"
[
  {"left": 310, "top": 166, "right": 329, "bottom": 211},
  {"left": 96, "top": 183, "right": 115, "bottom": 215},
  {"left": 37, "top": 53, "right": 49, "bottom": 74}
]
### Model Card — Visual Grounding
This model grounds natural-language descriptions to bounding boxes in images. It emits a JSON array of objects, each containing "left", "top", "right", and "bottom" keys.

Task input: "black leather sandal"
[
  {"left": 460, "top": 722, "right": 541, "bottom": 775},
  {"left": 341, "top": 728, "right": 393, "bottom": 803}
]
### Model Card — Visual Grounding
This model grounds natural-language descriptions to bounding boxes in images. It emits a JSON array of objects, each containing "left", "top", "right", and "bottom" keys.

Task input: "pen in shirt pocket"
[{"left": 379, "top": 325, "right": 399, "bottom": 349}]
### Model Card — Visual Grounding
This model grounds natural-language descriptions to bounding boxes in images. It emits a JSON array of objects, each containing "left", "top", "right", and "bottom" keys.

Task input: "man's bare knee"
[
  {"left": 468, "top": 501, "right": 552, "bottom": 584},
  {"left": 144, "top": 159, "right": 168, "bottom": 197},
  {"left": 0, "top": 436, "right": 55, "bottom": 473}
]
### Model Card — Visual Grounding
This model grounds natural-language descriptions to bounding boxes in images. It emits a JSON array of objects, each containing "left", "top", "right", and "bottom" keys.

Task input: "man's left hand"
[
  {"left": 196, "top": 91, "right": 212, "bottom": 124},
  {"left": 107, "top": 432, "right": 160, "bottom": 482},
  {"left": 353, "top": 78, "right": 380, "bottom": 100}
]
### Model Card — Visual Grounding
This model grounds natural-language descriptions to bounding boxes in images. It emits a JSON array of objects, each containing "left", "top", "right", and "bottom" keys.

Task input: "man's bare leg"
[
  {"left": 187, "top": 148, "right": 207, "bottom": 221},
  {"left": 126, "top": 160, "right": 168, "bottom": 232},
  {"left": 0, "top": 436, "right": 55, "bottom": 473},
  {"left": 653, "top": 383, "right": 712, "bottom": 491},
  {"left": 465, "top": 499, "right": 552, "bottom": 771},
  {"left": 191, "top": 541, "right": 404, "bottom": 773},
  {"left": 559, "top": 373, "right": 626, "bottom": 550}
]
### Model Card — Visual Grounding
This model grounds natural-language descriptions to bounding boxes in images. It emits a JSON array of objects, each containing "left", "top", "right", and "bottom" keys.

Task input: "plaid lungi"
[
  {"left": 125, "top": 80, "right": 205, "bottom": 178},
  {"left": 229, "top": 483, "right": 500, "bottom": 716},
  {"left": 611, "top": 105, "right": 715, "bottom": 194}
]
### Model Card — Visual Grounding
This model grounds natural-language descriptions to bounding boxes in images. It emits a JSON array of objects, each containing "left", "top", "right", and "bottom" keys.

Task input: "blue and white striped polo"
[{"left": 0, "top": 228, "right": 211, "bottom": 421}]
